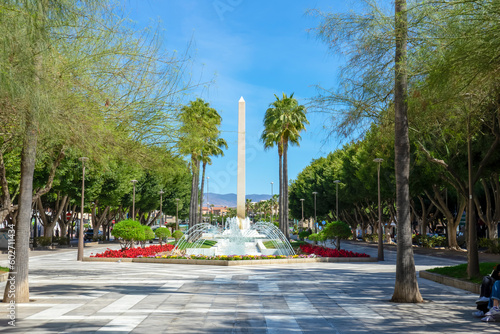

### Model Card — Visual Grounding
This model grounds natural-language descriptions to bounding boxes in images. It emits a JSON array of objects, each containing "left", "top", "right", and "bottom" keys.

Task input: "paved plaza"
[{"left": 0, "top": 242, "right": 499, "bottom": 333}]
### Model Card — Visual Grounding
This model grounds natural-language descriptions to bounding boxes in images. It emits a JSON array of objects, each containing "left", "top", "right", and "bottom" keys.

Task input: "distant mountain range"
[{"left": 203, "top": 193, "right": 271, "bottom": 207}]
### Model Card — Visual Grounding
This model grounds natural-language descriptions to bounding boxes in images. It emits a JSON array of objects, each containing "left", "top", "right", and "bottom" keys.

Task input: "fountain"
[
  {"left": 172, "top": 217, "right": 295, "bottom": 257},
  {"left": 172, "top": 97, "right": 295, "bottom": 257}
]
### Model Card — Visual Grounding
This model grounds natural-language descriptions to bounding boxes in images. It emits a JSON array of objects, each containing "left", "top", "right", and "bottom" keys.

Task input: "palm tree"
[
  {"left": 199, "top": 137, "right": 228, "bottom": 224},
  {"left": 246, "top": 198, "right": 253, "bottom": 219},
  {"left": 261, "top": 93, "right": 309, "bottom": 239},
  {"left": 271, "top": 194, "right": 278, "bottom": 223},
  {"left": 178, "top": 98, "right": 222, "bottom": 229}
]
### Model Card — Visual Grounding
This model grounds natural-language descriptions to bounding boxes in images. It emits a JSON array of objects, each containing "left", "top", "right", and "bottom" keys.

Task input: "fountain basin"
[{"left": 174, "top": 218, "right": 295, "bottom": 257}]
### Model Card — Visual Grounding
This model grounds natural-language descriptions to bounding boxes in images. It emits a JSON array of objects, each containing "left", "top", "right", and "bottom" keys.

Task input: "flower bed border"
[{"left": 83, "top": 256, "right": 376, "bottom": 266}]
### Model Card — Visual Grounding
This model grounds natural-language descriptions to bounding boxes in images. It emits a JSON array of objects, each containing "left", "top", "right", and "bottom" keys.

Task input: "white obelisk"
[{"left": 237, "top": 97, "right": 245, "bottom": 227}]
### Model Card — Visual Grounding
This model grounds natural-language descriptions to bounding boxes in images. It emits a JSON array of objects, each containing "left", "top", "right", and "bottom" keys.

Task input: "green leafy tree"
[
  {"left": 155, "top": 227, "right": 171, "bottom": 245},
  {"left": 323, "top": 221, "right": 352, "bottom": 250},
  {"left": 172, "top": 230, "right": 184, "bottom": 242},
  {"left": 311, "top": 0, "right": 423, "bottom": 303},
  {"left": 308, "top": 232, "right": 327, "bottom": 246},
  {"left": 111, "top": 219, "right": 144, "bottom": 248},
  {"left": 138, "top": 225, "right": 155, "bottom": 247},
  {"left": 0, "top": 0, "right": 107, "bottom": 304}
]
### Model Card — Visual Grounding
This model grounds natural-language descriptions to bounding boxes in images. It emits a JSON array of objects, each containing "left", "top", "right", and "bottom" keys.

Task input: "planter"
[
  {"left": 419, "top": 270, "right": 480, "bottom": 294},
  {"left": 83, "top": 256, "right": 376, "bottom": 266}
]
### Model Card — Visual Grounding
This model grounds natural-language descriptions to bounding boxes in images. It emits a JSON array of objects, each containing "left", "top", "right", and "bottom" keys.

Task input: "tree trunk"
[
  {"left": 50, "top": 195, "right": 68, "bottom": 239},
  {"left": 37, "top": 197, "right": 49, "bottom": 237},
  {"left": 3, "top": 114, "right": 37, "bottom": 303},
  {"left": 475, "top": 177, "right": 499, "bottom": 240},
  {"left": 189, "top": 157, "right": 199, "bottom": 229},
  {"left": 0, "top": 151, "right": 14, "bottom": 223},
  {"left": 425, "top": 187, "right": 464, "bottom": 250},
  {"left": 391, "top": 0, "right": 423, "bottom": 303},
  {"left": 199, "top": 161, "right": 207, "bottom": 225},
  {"left": 467, "top": 114, "right": 480, "bottom": 279},
  {"left": 283, "top": 141, "right": 289, "bottom": 239},
  {"left": 278, "top": 147, "right": 283, "bottom": 233}
]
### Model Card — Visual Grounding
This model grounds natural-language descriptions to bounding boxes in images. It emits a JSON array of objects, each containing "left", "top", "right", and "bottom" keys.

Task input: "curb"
[
  {"left": 419, "top": 270, "right": 480, "bottom": 294},
  {"left": 83, "top": 256, "right": 377, "bottom": 266},
  {"left": 0, "top": 272, "right": 9, "bottom": 282}
]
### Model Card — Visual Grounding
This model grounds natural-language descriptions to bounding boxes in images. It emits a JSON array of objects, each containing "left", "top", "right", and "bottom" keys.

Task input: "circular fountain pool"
[{"left": 173, "top": 217, "right": 295, "bottom": 257}]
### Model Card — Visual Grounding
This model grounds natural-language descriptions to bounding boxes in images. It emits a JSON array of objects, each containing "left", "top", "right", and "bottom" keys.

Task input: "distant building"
[{"left": 202, "top": 206, "right": 229, "bottom": 216}]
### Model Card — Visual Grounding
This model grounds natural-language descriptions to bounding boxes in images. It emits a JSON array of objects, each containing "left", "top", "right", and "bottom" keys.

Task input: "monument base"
[{"left": 237, "top": 217, "right": 250, "bottom": 230}]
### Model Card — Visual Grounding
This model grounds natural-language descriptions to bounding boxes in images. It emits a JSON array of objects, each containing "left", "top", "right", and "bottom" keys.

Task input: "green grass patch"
[
  {"left": 263, "top": 240, "right": 308, "bottom": 250},
  {"left": 427, "top": 262, "right": 497, "bottom": 284},
  {"left": 263, "top": 241, "right": 277, "bottom": 249},
  {"left": 290, "top": 240, "right": 308, "bottom": 248},
  {"left": 0, "top": 266, "right": 9, "bottom": 273},
  {"left": 170, "top": 239, "right": 218, "bottom": 250}
]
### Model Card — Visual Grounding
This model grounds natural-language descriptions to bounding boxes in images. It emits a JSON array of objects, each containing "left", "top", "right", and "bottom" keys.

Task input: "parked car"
[{"left": 84, "top": 229, "right": 102, "bottom": 241}]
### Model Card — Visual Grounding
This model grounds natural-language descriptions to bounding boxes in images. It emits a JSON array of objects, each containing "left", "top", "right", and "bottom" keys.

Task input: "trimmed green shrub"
[
  {"left": 35, "top": 236, "right": 52, "bottom": 247},
  {"left": 143, "top": 225, "right": 155, "bottom": 240},
  {"left": 479, "top": 238, "right": 500, "bottom": 254},
  {"left": 430, "top": 235, "right": 447, "bottom": 247},
  {"left": 299, "top": 230, "right": 311, "bottom": 241},
  {"left": 137, "top": 225, "right": 155, "bottom": 247},
  {"left": 53, "top": 236, "right": 69, "bottom": 245},
  {"left": 323, "top": 221, "right": 352, "bottom": 250},
  {"left": 414, "top": 234, "right": 447, "bottom": 248},
  {"left": 172, "top": 229, "right": 184, "bottom": 241},
  {"left": 364, "top": 233, "right": 378, "bottom": 242},
  {"left": 155, "top": 227, "right": 171, "bottom": 245},
  {"left": 308, "top": 233, "right": 320, "bottom": 244},
  {"left": 111, "top": 219, "right": 145, "bottom": 248},
  {"left": 308, "top": 232, "right": 327, "bottom": 245}
]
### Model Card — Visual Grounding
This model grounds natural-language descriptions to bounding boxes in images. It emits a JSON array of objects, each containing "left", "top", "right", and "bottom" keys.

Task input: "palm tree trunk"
[
  {"left": 189, "top": 156, "right": 199, "bottom": 229},
  {"left": 283, "top": 141, "right": 289, "bottom": 239},
  {"left": 199, "top": 161, "right": 207, "bottom": 225},
  {"left": 278, "top": 147, "right": 283, "bottom": 233},
  {"left": 391, "top": 0, "right": 423, "bottom": 303}
]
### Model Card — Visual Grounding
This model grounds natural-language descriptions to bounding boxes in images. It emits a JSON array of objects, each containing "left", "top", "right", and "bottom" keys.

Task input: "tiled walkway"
[{"left": 0, "top": 242, "right": 499, "bottom": 333}]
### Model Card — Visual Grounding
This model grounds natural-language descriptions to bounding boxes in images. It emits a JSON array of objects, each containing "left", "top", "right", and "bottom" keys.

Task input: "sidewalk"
[
  {"left": 342, "top": 239, "right": 500, "bottom": 263},
  {"left": 0, "top": 241, "right": 499, "bottom": 333}
]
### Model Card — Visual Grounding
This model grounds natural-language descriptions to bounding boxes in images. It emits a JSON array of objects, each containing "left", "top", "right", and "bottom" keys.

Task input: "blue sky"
[{"left": 127, "top": 0, "right": 347, "bottom": 195}]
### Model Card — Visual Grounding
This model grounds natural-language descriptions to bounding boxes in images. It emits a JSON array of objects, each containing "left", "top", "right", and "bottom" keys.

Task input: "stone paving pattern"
[{"left": 0, "top": 241, "right": 499, "bottom": 333}]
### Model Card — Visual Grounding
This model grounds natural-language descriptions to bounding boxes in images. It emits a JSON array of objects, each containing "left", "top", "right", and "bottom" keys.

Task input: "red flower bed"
[
  {"left": 299, "top": 244, "right": 369, "bottom": 258},
  {"left": 91, "top": 244, "right": 175, "bottom": 258}
]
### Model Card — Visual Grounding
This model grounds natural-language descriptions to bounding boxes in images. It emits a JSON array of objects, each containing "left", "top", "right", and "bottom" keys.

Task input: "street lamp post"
[
  {"left": 270, "top": 182, "right": 274, "bottom": 224},
  {"left": 159, "top": 190, "right": 164, "bottom": 226},
  {"left": 131, "top": 180, "right": 137, "bottom": 220},
  {"left": 207, "top": 176, "right": 210, "bottom": 224},
  {"left": 312, "top": 191, "right": 318, "bottom": 233},
  {"left": 374, "top": 158, "right": 384, "bottom": 261},
  {"left": 333, "top": 180, "right": 340, "bottom": 220},
  {"left": 300, "top": 198, "right": 304, "bottom": 221},
  {"left": 175, "top": 198, "right": 180, "bottom": 230},
  {"left": 77, "top": 157, "right": 88, "bottom": 261}
]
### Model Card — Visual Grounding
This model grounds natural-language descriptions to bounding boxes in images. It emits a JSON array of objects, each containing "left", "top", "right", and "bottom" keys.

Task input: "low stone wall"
[
  {"left": 419, "top": 270, "right": 480, "bottom": 294},
  {"left": 84, "top": 256, "right": 377, "bottom": 266}
]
